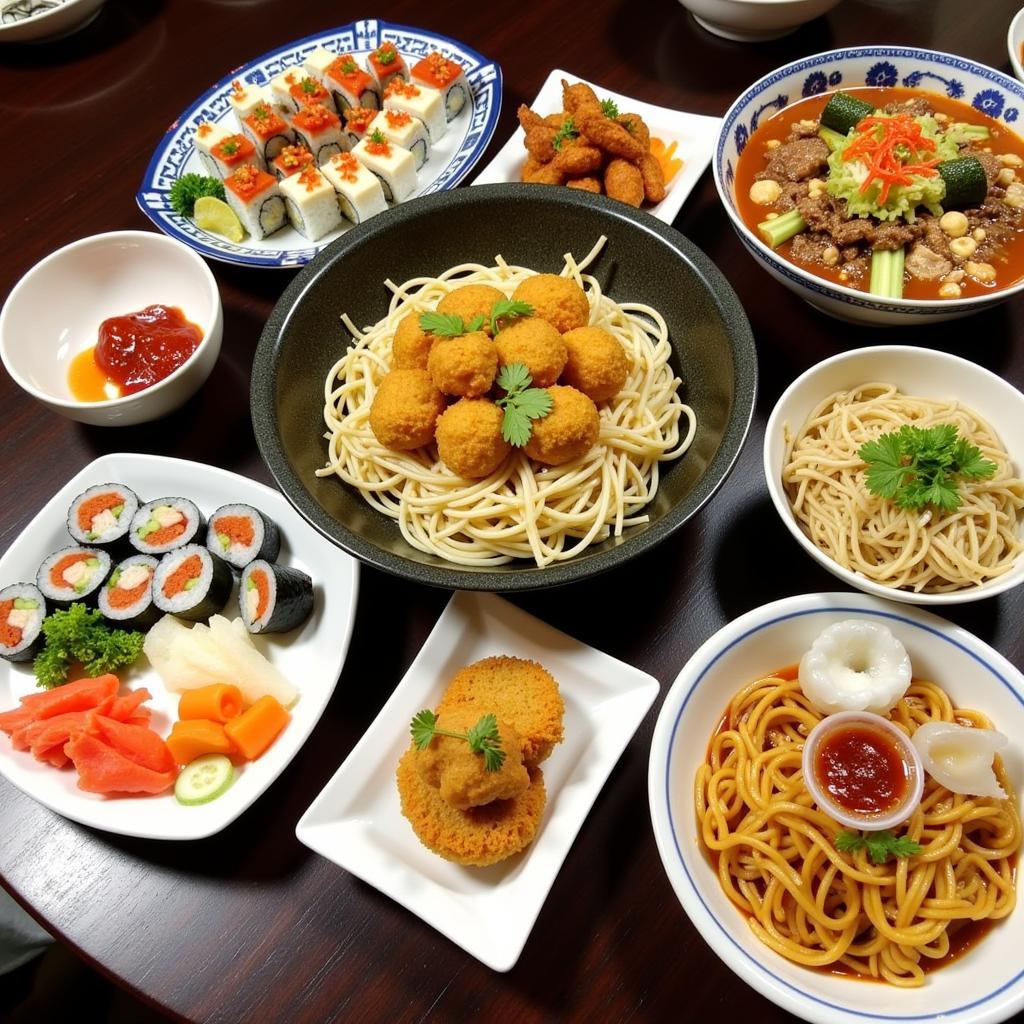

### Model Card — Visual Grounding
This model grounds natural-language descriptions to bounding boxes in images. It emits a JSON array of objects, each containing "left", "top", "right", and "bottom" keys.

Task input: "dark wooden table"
[{"left": 2, "top": 1, "right": 1022, "bottom": 1021}]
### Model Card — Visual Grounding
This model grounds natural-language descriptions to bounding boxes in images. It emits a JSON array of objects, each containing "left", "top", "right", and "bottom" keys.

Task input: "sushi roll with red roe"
[
  {"left": 228, "top": 79, "right": 273, "bottom": 129},
  {"left": 37, "top": 547, "right": 111, "bottom": 608},
  {"left": 368, "top": 109, "right": 430, "bottom": 171},
  {"left": 342, "top": 106, "right": 377, "bottom": 148},
  {"left": 240, "top": 560, "right": 313, "bottom": 634},
  {"left": 209, "top": 132, "right": 264, "bottom": 177},
  {"left": 0, "top": 584, "right": 46, "bottom": 663},
  {"left": 325, "top": 54, "right": 380, "bottom": 113},
  {"left": 67, "top": 483, "right": 140, "bottom": 549},
  {"left": 129, "top": 498, "right": 205, "bottom": 556},
  {"left": 271, "top": 144, "right": 315, "bottom": 180},
  {"left": 291, "top": 103, "right": 347, "bottom": 165},
  {"left": 410, "top": 52, "right": 469, "bottom": 122},
  {"left": 224, "top": 165, "right": 287, "bottom": 240},
  {"left": 98, "top": 555, "right": 159, "bottom": 630},
  {"left": 366, "top": 42, "right": 408, "bottom": 94},
  {"left": 206, "top": 503, "right": 280, "bottom": 571},
  {"left": 153, "top": 545, "right": 232, "bottom": 622},
  {"left": 242, "top": 102, "right": 295, "bottom": 163}
]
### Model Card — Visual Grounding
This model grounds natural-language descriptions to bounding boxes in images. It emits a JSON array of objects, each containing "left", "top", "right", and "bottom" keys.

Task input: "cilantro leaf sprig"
[
  {"left": 859, "top": 424, "right": 997, "bottom": 513},
  {"left": 495, "top": 363, "right": 553, "bottom": 446},
  {"left": 490, "top": 298, "right": 533, "bottom": 336},
  {"left": 834, "top": 829, "right": 922, "bottom": 864},
  {"left": 600, "top": 98, "right": 620, "bottom": 118},
  {"left": 410, "top": 709, "right": 506, "bottom": 772},
  {"left": 553, "top": 116, "right": 578, "bottom": 151},
  {"left": 418, "top": 312, "right": 485, "bottom": 337}
]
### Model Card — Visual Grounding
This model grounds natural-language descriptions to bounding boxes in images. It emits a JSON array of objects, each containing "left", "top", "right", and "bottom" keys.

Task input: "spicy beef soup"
[{"left": 734, "top": 87, "right": 1024, "bottom": 301}]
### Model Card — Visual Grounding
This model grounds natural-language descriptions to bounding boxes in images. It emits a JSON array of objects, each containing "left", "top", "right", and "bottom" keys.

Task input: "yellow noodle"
[{"left": 697, "top": 675, "right": 1021, "bottom": 985}]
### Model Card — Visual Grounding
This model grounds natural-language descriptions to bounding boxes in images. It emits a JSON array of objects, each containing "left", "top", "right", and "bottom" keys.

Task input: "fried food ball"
[
  {"left": 368, "top": 369, "right": 445, "bottom": 451},
  {"left": 415, "top": 707, "right": 530, "bottom": 810},
  {"left": 438, "top": 656, "right": 565, "bottom": 765},
  {"left": 523, "top": 385, "right": 600, "bottom": 466},
  {"left": 494, "top": 317, "right": 567, "bottom": 387},
  {"left": 560, "top": 326, "right": 630, "bottom": 402},
  {"left": 604, "top": 158, "right": 644, "bottom": 207},
  {"left": 511, "top": 274, "right": 589, "bottom": 333},
  {"left": 566, "top": 176, "right": 602, "bottom": 193},
  {"left": 435, "top": 399, "right": 511, "bottom": 479},
  {"left": 427, "top": 331, "right": 497, "bottom": 398},
  {"left": 391, "top": 311, "right": 434, "bottom": 369},
  {"left": 436, "top": 284, "right": 505, "bottom": 335},
  {"left": 397, "top": 747, "right": 546, "bottom": 866}
]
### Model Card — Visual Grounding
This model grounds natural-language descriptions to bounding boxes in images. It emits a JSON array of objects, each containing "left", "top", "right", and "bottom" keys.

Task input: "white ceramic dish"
[
  {"left": 137, "top": 19, "right": 501, "bottom": 268},
  {"left": 715, "top": 46, "right": 1024, "bottom": 324},
  {"left": 473, "top": 67, "right": 721, "bottom": 226},
  {"left": 763, "top": 345, "right": 1024, "bottom": 605},
  {"left": 0, "top": 0, "right": 105, "bottom": 43},
  {"left": 0, "top": 231, "right": 222, "bottom": 427},
  {"left": 679, "top": 0, "right": 840, "bottom": 41},
  {"left": 0, "top": 453, "right": 359, "bottom": 840},
  {"left": 649, "top": 592, "right": 1024, "bottom": 1024},
  {"left": 1009, "top": 7, "right": 1024, "bottom": 84},
  {"left": 296, "top": 590, "right": 659, "bottom": 971}
]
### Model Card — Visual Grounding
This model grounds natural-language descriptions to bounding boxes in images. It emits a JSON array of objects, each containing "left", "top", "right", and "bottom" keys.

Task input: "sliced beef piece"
[
  {"left": 882, "top": 97, "right": 934, "bottom": 118},
  {"left": 785, "top": 120, "right": 821, "bottom": 141},
  {"left": 970, "top": 149, "right": 1001, "bottom": 187},
  {"left": 776, "top": 179, "right": 809, "bottom": 211},
  {"left": 789, "top": 232, "right": 833, "bottom": 265},
  {"left": 870, "top": 220, "right": 923, "bottom": 250},
  {"left": 796, "top": 192, "right": 924, "bottom": 249},
  {"left": 758, "top": 137, "right": 830, "bottom": 182},
  {"left": 920, "top": 214, "right": 953, "bottom": 261},
  {"left": 905, "top": 243, "right": 953, "bottom": 281}
]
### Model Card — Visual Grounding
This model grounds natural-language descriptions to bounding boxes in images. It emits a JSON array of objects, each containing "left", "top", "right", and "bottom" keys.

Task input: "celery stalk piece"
[
  {"left": 757, "top": 208, "right": 807, "bottom": 248},
  {"left": 868, "top": 247, "right": 906, "bottom": 299}
]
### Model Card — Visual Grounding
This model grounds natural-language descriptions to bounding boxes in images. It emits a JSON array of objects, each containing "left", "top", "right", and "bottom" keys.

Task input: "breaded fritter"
[
  {"left": 560, "top": 326, "right": 630, "bottom": 402},
  {"left": 604, "top": 158, "right": 644, "bottom": 207},
  {"left": 566, "top": 176, "right": 602, "bottom": 193},
  {"left": 427, "top": 331, "right": 497, "bottom": 398},
  {"left": 517, "top": 104, "right": 557, "bottom": 163},
  {"left": 368, "top": 369, "right": 445, "bottom": 451},
  {"left": 639, "top": 151, "right": 667, "bottom": 204},
  {"left": 437, "top": 284, "right": 505, "bottom": 335},
  {"left": 552, "top": 139, "right": 604, "bottom": 177},
  {"left": 511, "top": 274, "right": 589, "bottom": 334},
  {"left": 617, "top": 112, "right": 651, "bottom": 149},
  {"left": 561, "top": 79, "right": 600, "bottom": 115},
  {"left": 523, "top": 385, "right": 600, "bottom": 467},
  {"left": 494, "top": 316, "right": 567, "bottom": 387},
  {"left": 435, "top": 399, "right": 510, "bottom": 479},
  {"left": 523, "top": 160, "right": 565, "bottom": 186},
  {"left": 391, "top": 311, "right": 434, "bottom": 370},
  {"left": 579, "top": 112, "right": 645, "bottom": 163}
]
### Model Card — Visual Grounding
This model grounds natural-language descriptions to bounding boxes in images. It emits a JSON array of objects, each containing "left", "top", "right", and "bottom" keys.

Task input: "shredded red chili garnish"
[{"left": 842, "top": 113, "right": 940, "bottom": 205}]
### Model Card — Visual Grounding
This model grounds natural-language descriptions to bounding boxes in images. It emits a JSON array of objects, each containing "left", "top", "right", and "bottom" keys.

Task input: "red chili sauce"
[
  {"left": 95, "top": 305, "right": 202, "bottom": 396},
  {"left": 814, "top": 722, "right": 909, "bottom": 816}
]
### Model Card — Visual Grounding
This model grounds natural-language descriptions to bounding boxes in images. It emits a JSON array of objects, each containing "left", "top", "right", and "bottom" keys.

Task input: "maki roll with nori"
[
  {"left": 206, "top": 503, "right": 280, "bottom": 571},
  {"left": 153, "top": 545, "right": 232, "bottom": 622},
  {"left": 98, "top": 555, "right": 160, "bottom": 630},
  {"left": 67, "top": 483, "right": 140, "bottom": 548},
  {"left": 37, "top": 547, "right": 111, "bottom": 608},
  {"left": 239, "top": 560, "right": 313, "bottom": 634},
  {"left": 130, "top": 498, "right": 205, "bottom": 555},
  {"left": 0, "top": 584, "right": 46, "bottom": 662}
]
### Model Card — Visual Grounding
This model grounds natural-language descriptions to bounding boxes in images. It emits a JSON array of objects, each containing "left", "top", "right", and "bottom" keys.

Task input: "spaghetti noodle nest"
[
  {"left": 783, "top": 384, "right": 1024, "bottom": 593},
  {"left": 317, "top": 239, "right": 696, "bottom": 567},
  {"left": 696, "top": 675, "right": 1021, "bottom": 986}
]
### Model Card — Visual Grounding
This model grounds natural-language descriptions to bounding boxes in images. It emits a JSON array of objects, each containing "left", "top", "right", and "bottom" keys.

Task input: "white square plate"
[
  {"left": 472, "top": 67, "right": 722, "bottom": 224},
  {"left": 0, "top": 453, "right": 359, "bottom": 840},
  {"left": 295, "top": 590, "right": 659, "bottom": 971}
]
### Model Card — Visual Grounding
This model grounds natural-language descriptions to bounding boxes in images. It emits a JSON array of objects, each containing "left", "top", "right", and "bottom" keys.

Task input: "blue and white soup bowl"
[{"left": 714, "top": 48, "right": 1024, "bottom": 325}]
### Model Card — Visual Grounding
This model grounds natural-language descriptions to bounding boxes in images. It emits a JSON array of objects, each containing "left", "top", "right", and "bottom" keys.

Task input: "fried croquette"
[
  {"left": 604, "top": 157, "right": 644, "bottom": 207},
  {"left": 391, "top": 312, "right": 434, "bottom": 369},
  {"left": 579, "top": 111, "right": 645, "bottom": 163},
  {"left": 617, "top": 112, "right": 651, "bottom": 149},
  {"left": 522, "top": 160, "right": 566, "bottom": 186},
  {"left": 368, "top": 369, "right": 445, "bottom": 451},
  {"left": 427, "top": 331, "right": 498, "bottom": 398},
  {"left": 517, "top": 104, "right": 558, "bottom": 165},
  {"left": 566, "top": 176, "right": 602, "bottom": 193},
  {"left": 639, "top": 151, "right": 667, "bottom": 204},
  {"left": 560, "top": 326, "right": 630, "bottom": 402},
  {"left": 436, "top": 284, "right": 506, "bottom": 334},
  {"left": 551, "top": 139, "right": 603, "bottom": 177},
  {"left": 511, "top": 274, "right": 589, "bottom": 334},
  {"left": 522, "top": 385, "right": 600, "bottom": 467},
  {"left": 415, "top": 707, "right": 530, "bottom": 810},
  {"left": 397, "top": 747, "right": 546, "bottom": 866},
  {"left": 435, "top": 399, "right": 511, "bottom": 479},
  {"left": 437, "top": 656, "right": 565, "bottom": 765},
  {"left": 494, "top": 317, "right": 567, "bottom": 388},
  {"left": 561, "top": 79, "right": 600, "bottom": 115}
]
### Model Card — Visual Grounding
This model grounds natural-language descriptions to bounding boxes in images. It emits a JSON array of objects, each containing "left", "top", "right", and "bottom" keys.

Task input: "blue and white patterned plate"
[{"left": 136, "top": 20, "right": 502, "bottom": 269}]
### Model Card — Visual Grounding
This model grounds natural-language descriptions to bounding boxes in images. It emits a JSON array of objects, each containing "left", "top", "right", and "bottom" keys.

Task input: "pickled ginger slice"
[{"left": 912, "top": 720, "right": 1008, "bottom": 799}]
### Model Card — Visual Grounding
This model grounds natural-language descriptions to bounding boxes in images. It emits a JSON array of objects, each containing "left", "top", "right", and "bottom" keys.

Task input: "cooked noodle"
[
  {"left": 783, "top": 384, "right": 1024, "bottom": 592},
  {"left": 316, "top": 238, "right": 696, "bottom": 567},
  {"left": 696, "top": 674, "right": 1021, "bottom": 986}
]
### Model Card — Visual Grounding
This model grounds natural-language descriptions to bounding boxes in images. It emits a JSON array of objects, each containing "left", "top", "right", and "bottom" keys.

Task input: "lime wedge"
[{"left": 194, "top": 196, "right": 245, "bottom": 243}]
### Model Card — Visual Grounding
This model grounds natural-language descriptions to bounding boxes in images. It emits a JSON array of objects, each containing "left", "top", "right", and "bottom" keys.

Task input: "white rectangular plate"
[
  {"left": 0, "top": 453, "right": 359, "bottom": 840},
  {"left": 295, "top": 590, "right": 659, "bottom": 972},
  {"left": 473, "top": 67, "right": 722, "bottom": 224}
]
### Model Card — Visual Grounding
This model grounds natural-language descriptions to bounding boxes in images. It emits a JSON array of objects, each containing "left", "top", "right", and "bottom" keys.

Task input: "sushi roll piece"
[
  {"left": 98, "top": 555, "right": 160, "bottom": 630},
  {"left": 67, "top": 483, "right": 140, "bottom": 549},
  {"left": 240, "top": 560, "right": 313, "bottom": 634},
  {"left": 410, "top": 52, "right": 469, "bottom": 122},
  {"left": 37, "top": 547, "right": 111, "bottom": 609},
  {"left": 153, "top": 545, "right": 232, "bottom": 623},
  {"left": 367, "top": 109, "right": 430, "bottom": 171},
  {"left": 384, "top": 77, "right": 447, "bottom": 143},
  {"left": 325, "top": 54, "right": 380, "bottom": 113},
  {"left": 365, "top": 41, "right": 408, "bottom": 94},
  {"left": 242, "top": 101, "right": 295, "bottom": 163},
  {"left": 290, "top": 103, "right": 347, "bottom": 165},
  {"left": 271, "top": 69, "right": 336, "bottom": 115},
  {"left": 228, "top": 79, "right": 273, "bottom": 129},
  {"left": 194, "top": 121, "right": 232, "bottom": 178},
  {"left": 302, "top": 46, "right": 338, "bottom": 88},
  {"left": 321, "top": 152, "right": 387, "bottom": 225},
  {"left": 129, "top": 498, "right": 205, "bottom": 555},
  {"left": 270, "top": 143, "right": 315, "bottom": 180},
  {"left": 224, "top": 165, "right": 287, "bottom": 240},
  {"left": 342, "top": 106, "right": 377, "bottom": 148},
  {"left": 206, "top": 503, "right": 280, "bottom": 570},
  {"left": 280, "top": 167, "right": 343, "bottom": 242},
  {"left": 0, "top": 584, "right": 46, "bottom": 663},
  {"left": 209, "top": 132, "right": 265, "bottom": 178},
  {"left": 352, "top": 131, "right": 417, "bottom": 203}
]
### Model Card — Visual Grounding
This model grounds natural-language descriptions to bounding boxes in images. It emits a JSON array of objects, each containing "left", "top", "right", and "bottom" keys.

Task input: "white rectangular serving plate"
[
  {"left": 473, "top": 67, "right": 722, "bottom": 224},
  {"left": 0, "top": 453, "right": 359, "bottom": 840},
  {"left": 296, "top": 590, "right": 659, "bottom": 972}
]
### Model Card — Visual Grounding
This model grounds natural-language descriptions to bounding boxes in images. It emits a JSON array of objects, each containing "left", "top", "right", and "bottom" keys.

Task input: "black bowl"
[{"left": 251, "top": 183, "right": 757, "bottom": 591}]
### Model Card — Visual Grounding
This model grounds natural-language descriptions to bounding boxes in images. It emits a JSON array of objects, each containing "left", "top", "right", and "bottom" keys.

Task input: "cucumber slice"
[
  {"left": 175, "top": 754, "right": 235, "bottom": 806},
  {"left": 938, "top": 157, "right": 987, "bottom": 209},
  {"left": 820, "top": 92, "right": 874, "bottom": 135}
]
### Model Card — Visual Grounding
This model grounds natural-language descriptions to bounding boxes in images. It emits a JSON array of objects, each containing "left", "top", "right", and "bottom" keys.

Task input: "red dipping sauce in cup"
[{"left": 815, "top": 722, "right": 910, "bottom": 816}]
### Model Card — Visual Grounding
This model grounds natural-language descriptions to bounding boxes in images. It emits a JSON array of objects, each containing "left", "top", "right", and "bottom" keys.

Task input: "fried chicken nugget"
[
  {"left": 517, "top": 104, "right": 557, "bottom": 163},
  {"left": 561, "top": 78, "right": 600, "bottom": 115},
  {"left": 639, "top": 151, "right": 667, "bottom": 204},
  {"left": 617, "top": 112, "right": 651, "bottom": 149},
  {"left": 523, "top": 160, "right": 566, "bottom": 186},
  {"left": 604, "top": 157, "right": 644, "bottom": 207},
  {"left": 566, "top": 176, "right": 602, "bottom": 193},
  {"left": 579, "top": 111, "right": 645, "bottom": 164},
  {"left": 552, "top": 138, "right": 604, "bottom": 177}
]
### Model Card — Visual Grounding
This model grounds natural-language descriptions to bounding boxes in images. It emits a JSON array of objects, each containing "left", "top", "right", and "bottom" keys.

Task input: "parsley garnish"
[
  {"left": 418, "top": 312, "right": 485, "bottom": 337},
  {"left": 410, "top": 709, "right": 505, "bottom": 772},
  {"left": 368, "top": 129, "right": 388, "bottom": 144},
  {"left": 301, "top": 77, "right": 317, "bottom": 94},
  {"left": 495, "top": 363, "right": 553, "bottom": 447},
  {"left": 220, "top": 140, "right": 239, "bottom": 156},
  {"left": 859, "top": 424, "right": 997, "bottom": 512},
  {"left": 169, "top": 173, "right": 226, "bottom": 216},
  {"left": 375, "top": 45, "right": 397, "bottom": 66},
  {"left": 553, "top": 116, "right": 578, "bottom": 151},
  {"left": 490, "top": 298, "right": 534, "bottom": 336},
  {"left": 600, "top": 98, "right": 619, "bottom": 118},
  {"left": 835, "top": 829, "right": 922, "bottom": 864}
]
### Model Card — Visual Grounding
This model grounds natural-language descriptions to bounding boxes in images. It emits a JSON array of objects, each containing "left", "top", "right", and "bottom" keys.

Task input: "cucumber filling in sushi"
[
  {"left": 207, "top": 504, "right": 280, "bottom": 570},
  {"left": 240, "top": 560, "right": 313, "bottom": 634},
  {"left": 99, "top": 556, "right": 159, "bottom": 629},
  {"left": 0, "top": 584, "right": 46, "bottom": 662},
  {"left": 68, "top": 484, "right": 139, "bottom": 546},
  {"left": 130, "top": 499, "right": 204, "bottom": 555},
  {"left": 153, "top": 545, "right": 232, "bottom": 622},
  {"left": 38, "top": 548, "right": 112, "bottom": 605}
]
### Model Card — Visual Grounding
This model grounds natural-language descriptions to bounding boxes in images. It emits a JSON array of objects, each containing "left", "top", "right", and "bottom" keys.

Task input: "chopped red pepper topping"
[
  {"left": 385, "top": 79, "right": 421, "bottom": 99},
  {"left": 842, "top": 113, "right": 940, "bottom": 205},
  {"left": 276, "top": 145, "right": 313, "bottom": 171},
  {"left": 294, "top": 103, "right": 339, "bottom": 133},
  {"left": 297, "top": 166, "right": 322, "bottom": 192},
  {"left": 331, "top": 152, "right": 360, "bottom": 182},
  {"left": 385, "top": 109, "right": 412, "bottom": 128},
  {"left": 345, "top": 106, "right": 376, "bottom": 132}
]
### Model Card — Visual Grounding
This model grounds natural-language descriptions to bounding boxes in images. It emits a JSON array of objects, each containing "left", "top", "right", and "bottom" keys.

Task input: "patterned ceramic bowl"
[{"left": 714, "top": 47, "right": 1024, "bottom": 324}]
